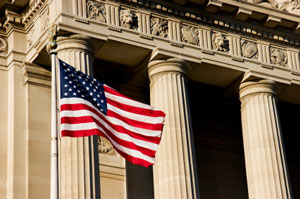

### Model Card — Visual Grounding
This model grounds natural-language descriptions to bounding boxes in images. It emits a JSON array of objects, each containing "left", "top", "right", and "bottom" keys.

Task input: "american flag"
[{"left": 59, "top": 59, "right": 165, "bottom": 167}]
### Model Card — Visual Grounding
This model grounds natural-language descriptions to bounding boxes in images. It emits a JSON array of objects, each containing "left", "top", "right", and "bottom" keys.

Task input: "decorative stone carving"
[
  {"left": 120, "top": 9, "right": 138, "bottom": 29},
  {"left": 151, "top": 17, "right": 168, "bottom": 38},
  {"left": 181, "top": 26, "right": 199, "bottom": 45},
  {"left": 212, "top": 32, "right": 229, "bottom": 52},
  {"left": 270, "top": 47, "right": 288, "bottom": 66},
  {"left": 244, "top": 0, "right": 300, "bottom": 15},
  {"left": 40, "top": 8, "right": 50, "bottom": 32},
  {"left": 98, "top": 136, "right": 117, "bottom": 155},
  {"left": 241, "top": 40, "right": 258, "bottom": 59},
  {"left": 0, "top": 38, "right": 8, "bottom": 53},
  {"left": 87, "top": 0, "right": 106, "bottom": 23}
]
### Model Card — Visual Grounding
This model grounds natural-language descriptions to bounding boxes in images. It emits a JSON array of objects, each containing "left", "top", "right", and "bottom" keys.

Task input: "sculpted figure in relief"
[
  {"left": 120, "top": 9, "right": 138, "bottom": 29},
  {"left": 98, "top": 136, "right": 117, "bottom": 155},
  {"left": 241, "top": 40, "right": 258, "bottom": 59},
  {"left": 181, "top": 26, "right": 199, "bottom": 45},
  {"left": 87, "top": 1, "right": 106, "bottom": 23},
  {"left": 212, "top": 32, "right": 229, "bottom": 52},
  {"left": 151, "top": 18, "right": 168, "bottom": 38},
  {"left": 245, "top": 0, "right": 300, "bottom": 14},
  {"left": 270, "top": 48, "right": 288, "bottom": 66}
]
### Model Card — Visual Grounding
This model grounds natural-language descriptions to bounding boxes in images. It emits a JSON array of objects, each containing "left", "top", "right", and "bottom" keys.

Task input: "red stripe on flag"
[
  {"left": 107, "top": 109, "right": 163, "bottom": 130},
  {"left": 61, "top": 128, "right": 155, "bottom": 167},
  {"left": 106, "top": 98, "right": 165, "bottom": 117},
  {"left": 61, "top": 103, "right": 162, "bottom": 144},
  {"left": 61, "top": 116, "right": 156, "bottom": 157}
]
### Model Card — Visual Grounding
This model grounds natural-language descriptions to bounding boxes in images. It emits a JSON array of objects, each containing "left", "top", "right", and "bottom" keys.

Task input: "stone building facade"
[{"left": 0, "top": 0, "right": 300, "bottom": 198}]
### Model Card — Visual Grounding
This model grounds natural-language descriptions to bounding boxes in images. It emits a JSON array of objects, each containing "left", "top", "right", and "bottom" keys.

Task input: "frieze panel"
[
  {"left": 270, "top": 47, "right": 288, "bottom": 66},
  {"left": 120, "top": 9, "right": 138, "bottom": 30},
  {"left": 181, "top": 25, "right": 199, "bottom": 45},
  {"left": 151, "top": 17, "right": 168, "bottom": 38},
  {"left": 241, "top": 40, "right": 258, "bottom": 59},
  {"left": 87, "top": 0, "right": 106, "bottom": 23},
  {"left": 212, "top": 32, "right": 229, "bottom": 52}
]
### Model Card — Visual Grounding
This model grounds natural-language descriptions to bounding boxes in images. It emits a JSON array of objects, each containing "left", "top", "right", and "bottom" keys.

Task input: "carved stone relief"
[
  {"left": 98, "top": 136, "right": 117, "bottom": 156},
  {"left": 40, "top": 8, "right": 50, "bottom": 32},
  {"left": 120, "top": 9, "right": 138, "bottom": 29},
  {"left": 181, "top": 26, "right": 199, "bottom": 45},
  {"left": 270, "top": 47, "right": 288, "bottom": 66},
  {"left": 244, "top": 0, "right": 300, "bottom": 15},
  {"left": 241, "top": 40, "right": 258, "bottom": 59},
  {"left": 151, "top": 17, "right": 168, "bottom": 38},
  {"left": 212, "top": 32, "right": 229, "bottom": 52},
  {"left": 87, "top": 0, "right": 106, "bottom": 23},
  {"left": 0, "top": 38, "right": 8, "bottom": 53}
]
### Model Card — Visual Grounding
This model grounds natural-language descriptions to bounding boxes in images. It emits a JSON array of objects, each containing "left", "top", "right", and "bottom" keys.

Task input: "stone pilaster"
[
  {"left": 239, "top": 79, "right": 292, "bottom": 199},
  {"left": 56, "top": 34, "right": 99, "bottom": 199},
  {"left": 148, "top": 58, "right": 200, "bottom": 199}
]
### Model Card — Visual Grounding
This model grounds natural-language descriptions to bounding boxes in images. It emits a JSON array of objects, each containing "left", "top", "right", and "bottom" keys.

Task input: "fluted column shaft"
[
  {"left": 56, "top": 35, "right": 98, "bottom": 199},
  {"left": 239, "top": 79, "right": 292, "bottom": 199},
  {"left": 148, "top": 58, "right": 200, "bottom": 199}
]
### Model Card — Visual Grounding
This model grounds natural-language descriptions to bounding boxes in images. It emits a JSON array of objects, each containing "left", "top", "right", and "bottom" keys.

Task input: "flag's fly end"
[{"left": 59, "top": 59, "right": 166, "bottom": 167}]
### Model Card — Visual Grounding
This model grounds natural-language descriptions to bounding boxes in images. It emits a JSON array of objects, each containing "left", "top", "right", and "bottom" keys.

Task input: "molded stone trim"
[{"left": 21, "top": 62, "right": 51, "bottom": 87}]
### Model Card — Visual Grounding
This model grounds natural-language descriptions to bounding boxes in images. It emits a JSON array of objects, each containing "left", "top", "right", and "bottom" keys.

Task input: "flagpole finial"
[{"left": 48, "top": 24, "right": 57, "bottom": 53}]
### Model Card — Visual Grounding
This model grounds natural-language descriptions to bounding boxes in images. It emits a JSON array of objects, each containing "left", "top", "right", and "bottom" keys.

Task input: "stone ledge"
[{"left": 21, "top": 62, "right": 51, "bottom": 87}]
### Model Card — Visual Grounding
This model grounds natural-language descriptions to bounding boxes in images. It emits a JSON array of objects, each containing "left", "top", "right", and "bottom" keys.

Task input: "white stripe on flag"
[
  {"left": 60, "top": 110, "right": 159, "bottom": 151},
  {"left": 105, "top": 91, "right": 161, "bottom": 111},
  {"left": 107, "top": 103, "right": 164, "bottom": 124},
  {"left": 60, "top": 98, "right": 162, "bottom": 137},
  {"left": 61, "top": 121, "right": 155, "bottom": 164}
]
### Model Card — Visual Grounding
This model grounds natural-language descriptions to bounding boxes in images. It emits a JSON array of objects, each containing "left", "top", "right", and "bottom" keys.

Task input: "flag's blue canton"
[{"left": 59, "top": 59, "right": 107, "bottom": 114}]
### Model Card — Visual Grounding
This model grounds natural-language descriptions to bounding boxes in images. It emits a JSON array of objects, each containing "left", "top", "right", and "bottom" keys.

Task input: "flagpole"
[{"left": 49, "top": 24, "right": 58, "bottom": 199}]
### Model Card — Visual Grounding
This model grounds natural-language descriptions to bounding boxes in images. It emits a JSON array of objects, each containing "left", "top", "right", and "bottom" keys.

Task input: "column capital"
[
  {"left": 239, "top": 79, "right": 278, "bottom": 100},
  {"left": 56, "top": 34, "right": 95, "bottom": 55},
  {"left": 148, "top": 57, "right": 189, "bottom": 78}
]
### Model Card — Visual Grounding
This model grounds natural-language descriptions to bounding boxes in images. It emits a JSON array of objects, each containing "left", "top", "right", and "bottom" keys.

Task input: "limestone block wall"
[{"left": 0, "top": 66, "right": 8, "bottom": 199}]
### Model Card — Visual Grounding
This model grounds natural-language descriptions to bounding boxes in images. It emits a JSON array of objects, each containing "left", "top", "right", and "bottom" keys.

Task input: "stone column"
[
  {"left": 56, "top": 34, "right": 99, "bottom": 199},
  {"left": 239, "top": 79, "right": 292, "bottom": 199},
  {"left": 148, "top": 58, "right": 200, "bottom": 199}
]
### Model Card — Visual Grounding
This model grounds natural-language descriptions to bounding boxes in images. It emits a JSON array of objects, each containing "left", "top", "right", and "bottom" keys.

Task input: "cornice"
[
  {"left": 23, "top": 0, "right": 47, "bottom": 27},
  {"left": 0, "top": 0, "right": 47, "bottom": 33},
  {"left": 2, "top": 9, "right": 24, "bottom": 30},
  {"left": 21, "top": 62, "right": 51, "bottom": 87}
]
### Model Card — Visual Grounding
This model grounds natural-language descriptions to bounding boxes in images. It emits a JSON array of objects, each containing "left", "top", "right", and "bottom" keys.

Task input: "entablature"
[
  {"left": 4, "top": 0, "right": 300, "bottom": 103},
  {"left": 48, "top": 0, "right": 300, "bottom": 83}
]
